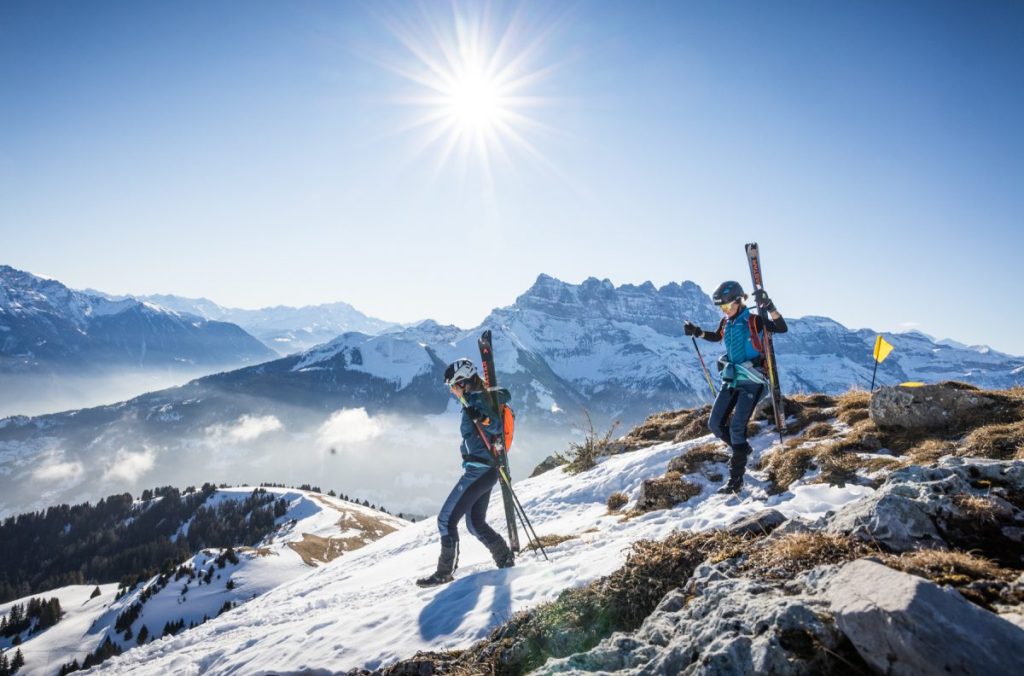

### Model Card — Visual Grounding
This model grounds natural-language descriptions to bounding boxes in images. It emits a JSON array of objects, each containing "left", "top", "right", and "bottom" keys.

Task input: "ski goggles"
[{"left": 718, "top": 301, "right": 738, "bottom": 311}]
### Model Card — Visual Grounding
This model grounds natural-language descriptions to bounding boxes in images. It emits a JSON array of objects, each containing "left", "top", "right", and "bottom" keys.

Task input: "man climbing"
[{"left": 684, "top": 281, "right": 787, "bottom": 494}]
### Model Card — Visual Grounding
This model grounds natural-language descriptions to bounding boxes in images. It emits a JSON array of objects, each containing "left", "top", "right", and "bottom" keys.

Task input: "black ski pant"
[
  {"left": 708, "top": 381, "right": 765, "bottom": 482},
  {"left": 437, "top": 464, "right": 503, "bottom": 550}
]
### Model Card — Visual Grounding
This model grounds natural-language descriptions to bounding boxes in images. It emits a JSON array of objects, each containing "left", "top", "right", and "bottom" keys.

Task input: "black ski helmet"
[
  {"left": 443, "top": 358, "right": 477, "bottom": 387},
  {"left": 712, "top": 281, "right": 745, "bottom": 305}
]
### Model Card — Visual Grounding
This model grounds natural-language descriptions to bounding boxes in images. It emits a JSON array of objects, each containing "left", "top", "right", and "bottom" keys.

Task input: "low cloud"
[
  {"left": 103, "top": 447, "right": 157, "bottom": 483},
  {"left": 32, "top": 457, "right": 84, "bottom": 482},
  {"left": 394, "top": 471, "right": 441, "bottom": 489},
  {"left": 317, "top": 408, "right": 384, "bottom": 448},
  {"left": 206, "top": 415, "right": 284, "bottom": 444}
]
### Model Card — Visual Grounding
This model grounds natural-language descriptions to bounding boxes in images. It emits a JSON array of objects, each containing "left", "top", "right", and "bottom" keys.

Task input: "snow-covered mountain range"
[
  {"left": 1, "top": 273, "right": 1021, "bottom": 519},
  {"left": 0, "top": 485, "right": 408, "bottom": 676},
  {"left": 84, "top": 290, "right": 401, "bottom": 356},
  {"left": 0, "top": 266, "right": 275, "bottom": 373}
]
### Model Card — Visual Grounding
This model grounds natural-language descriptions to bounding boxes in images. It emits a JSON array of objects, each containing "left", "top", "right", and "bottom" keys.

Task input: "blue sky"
[{"left": 2, "top": 1, "right": 1022, "bottom": 353}]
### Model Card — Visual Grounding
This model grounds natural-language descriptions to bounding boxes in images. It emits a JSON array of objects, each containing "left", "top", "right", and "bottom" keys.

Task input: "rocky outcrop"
[
  {"left": 530, "top": 454, "right": 568, "bottom": 478},
  {"left": 828, "top": 559, "right": 1024, "bottom": 675},
  {"left": 869, "top": 383, "right": 998, "bottom": 431},
  {"left": 536, "top": 562, "right": 864, "bottom": 675},
  {"left": 825, "top": 459, "right": 1024, "bottom": 563}
]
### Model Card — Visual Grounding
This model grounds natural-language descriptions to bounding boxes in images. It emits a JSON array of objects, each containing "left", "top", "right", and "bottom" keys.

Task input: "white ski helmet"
[{"left": 444, "top": 358, "right": 477, "bottom": 387}]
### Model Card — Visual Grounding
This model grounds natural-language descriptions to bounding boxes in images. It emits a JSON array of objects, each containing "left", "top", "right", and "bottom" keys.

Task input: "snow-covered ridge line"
[{"left": 1, "top": 485, "right": 410, "bottom": 676}]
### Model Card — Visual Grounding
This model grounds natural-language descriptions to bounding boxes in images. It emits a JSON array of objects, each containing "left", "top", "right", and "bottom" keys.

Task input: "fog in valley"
[
  {"left": 0, "top": 368, "right": 236, "bottom": 418},
  {"left": 0, "top": 403, "right": 575, "bottom": 520}
]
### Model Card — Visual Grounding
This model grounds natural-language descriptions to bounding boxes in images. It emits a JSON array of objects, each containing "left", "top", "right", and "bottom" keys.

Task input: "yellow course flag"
[
  {"left": 873, "top": 335, "right": 894, "bottom": 363},
  {"left": 900, "top": 382, "right": 925, "bottom": 387}
]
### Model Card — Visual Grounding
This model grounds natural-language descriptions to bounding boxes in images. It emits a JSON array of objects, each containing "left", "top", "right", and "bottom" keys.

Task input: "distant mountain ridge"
[
  {"left": 84, "top": 289, "right": 401, "bottom": 355},
  {"left": 0, "top": 265, "right": 275, "bottom": 373},
  {"left": 1, "top": 272, "right": 1022, "bottom": 519}
]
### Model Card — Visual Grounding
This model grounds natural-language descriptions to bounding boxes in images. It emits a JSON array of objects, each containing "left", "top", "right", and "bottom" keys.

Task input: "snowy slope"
[
  {"left": 0, "top": 487, "right": 408, "bottom": 676},
  {"left": 90, "top": 426, "right": 872, "bottom": 675}
]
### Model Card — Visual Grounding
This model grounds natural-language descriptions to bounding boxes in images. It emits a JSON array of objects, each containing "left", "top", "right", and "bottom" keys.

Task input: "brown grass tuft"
[
  {"left": 800, "top": 422, "right": 835, "bottom": 440},
  {"left": 952, "top": 494, "right": 1013, "bottom": 523},
  {"left": 961, "top": 421, "right": 1024, "bottom": 460},
  {"left": 813, "top": 444, "right": 865, "bottom": 487},
  {"left": 903, "top": 438, "right": 954, "bottom": 464},
  {"left": 744, "top": 533, "right": 869, "bottom": 579},
  {"left": 629, "top": 473, "right": 702, "bottom": 515},
  {"left": 622, "top": 405, "right": 712, "bottom": 449},
  {"left": 606, "top": 492, "right": 628, "bottom": 513},
  {"left": 525, "top": 534, "right": 578, "bottom": 551},
  {"left": 759, "top": 445, "right": 817, "bottom": 494},
  {"left": 668, "top": 442, "right": 729, "bottom": 475},
  {"left": 885, "top": 549, "right": 1011, "bottom": 586},
  {"left": 557, "top": 411, "right": 623, "bottom": 474}
]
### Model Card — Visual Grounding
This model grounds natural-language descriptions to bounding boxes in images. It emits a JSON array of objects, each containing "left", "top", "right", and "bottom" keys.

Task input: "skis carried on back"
[
  {"left": 745, "top": 242, "right": 787, "bottom": 439},
  {"left": 478, "top": 330, "right": 521, "bottom": 553}
]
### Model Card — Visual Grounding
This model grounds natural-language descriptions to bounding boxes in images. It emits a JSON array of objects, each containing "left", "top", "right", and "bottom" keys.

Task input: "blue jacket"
[
  {"left": 459, "top": 388, "right": 510, "bottom": 465},
  {"left": 701, "top": 306, "right": 788, "bottom": 386}
]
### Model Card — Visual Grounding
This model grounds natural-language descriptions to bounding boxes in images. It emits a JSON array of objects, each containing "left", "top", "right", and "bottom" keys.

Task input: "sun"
[
  {"left": 447, "top": 66, "right": 503, "bottom": 132},
  {"left": 376, "top": 2, "right": 560, "bottom": 179}
]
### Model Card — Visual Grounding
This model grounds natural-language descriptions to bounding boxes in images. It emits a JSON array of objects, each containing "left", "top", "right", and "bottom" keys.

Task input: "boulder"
[
  {"left": 726, "top": 509, "right": 787, "bottom": 537},
  {"left": 828, "top": 559, "right": 1024, "bottom": 675},
  {"left": 825, "top": 482, "right": 946, "bottom": 552},
  {"left": 869, "top": 383, "right": 997, "bottom": 431}
]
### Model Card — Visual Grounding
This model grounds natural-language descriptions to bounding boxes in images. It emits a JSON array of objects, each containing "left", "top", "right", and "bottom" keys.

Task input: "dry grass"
[
  {"left": 557, "top": 411, "right": 623, "bottom": 474},
  {"left": 621, "top": 405, "right": 713, "bottom": 449},
  {"left": 884, "top": 549, "right": 1012, "bottom": 586},
  {"left": 667, "top": 442, "right": 729, "bottom": 475},
  {"left": 743, "top": 533, "right": 870, "bottom": 579},
  {"left": 836, "top": 390, "right": 871, "bottom": 425},
  {"left": 953, "top": 494, "right": 1013, "bottom": 523},
  {"left": 286, "top": 534, "right": 349, "bottom": 566},
  {"left": 525, "top": 534, "right": 577, "bottom": 551},
  {"left": 960, "top": 421, "right": 1024, "bottom": 460},
  {"left": 901, "top": 438, "right": 954, "bottom": 464},
  {"left": 800, "top": 422, "right": 835, "bottom": 440},
  {"left": 606, "top": 492, "right": 628, "bottom": 513},
  {"left": 778, "top": 393, "right": 838, "bottom": 434},
  {"left": 629, "top": 473, "right": 702, "bottom": 515},
  {"left": 813, "top": 444, "right": 866, "bottom": 487},
  {"left": 759, "top": 445, "right": 817, "bottom": 494}
]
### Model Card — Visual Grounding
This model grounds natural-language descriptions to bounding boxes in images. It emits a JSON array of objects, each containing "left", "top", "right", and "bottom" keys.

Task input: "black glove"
[
  {"left": 753, "top": 289, "right": 776, "bottom": 313},
  {"left": 465, "top": 406, "right": 486, "bottom": 422},
  {"left": 683, "top": 321, "right": 703, "bottom": 338}
]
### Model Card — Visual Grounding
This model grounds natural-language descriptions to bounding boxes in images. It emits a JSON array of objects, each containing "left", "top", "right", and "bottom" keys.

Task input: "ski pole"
[
  {"left": 469, "top": 416, "right": 549, "bottom": 560},
  {"left": 691, "top": 337, "right": 717, "bottom": 399},
  {"left": 496, "top": 466, "right": 550, "bottom": 561}
]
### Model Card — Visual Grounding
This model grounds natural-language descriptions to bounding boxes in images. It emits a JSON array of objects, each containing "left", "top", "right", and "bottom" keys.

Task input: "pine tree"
[
  {"left": 10, "top": 649, "right": 24, "bottom": 674},
  {"left": 90, "top": 586, "right": 101, "bottom": 599}
]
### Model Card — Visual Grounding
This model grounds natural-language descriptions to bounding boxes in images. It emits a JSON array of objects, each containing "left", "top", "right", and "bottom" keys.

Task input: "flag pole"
[{"left": 870, "top": 358, "right": 879, "bottom": 392}]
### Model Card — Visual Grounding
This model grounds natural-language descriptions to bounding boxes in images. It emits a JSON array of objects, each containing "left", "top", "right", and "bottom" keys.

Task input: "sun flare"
[{"left": 377, "top": 2, "right": 560, "bottom": 179}]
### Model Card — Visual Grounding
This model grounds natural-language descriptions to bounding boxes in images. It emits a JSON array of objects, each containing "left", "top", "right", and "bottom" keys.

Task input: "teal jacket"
[
  {"left": 459, "top": 388, "right": 510, "bottom": 465},
  {"left": 700, "top": 306, "right": 788, "bottom": 385}
]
